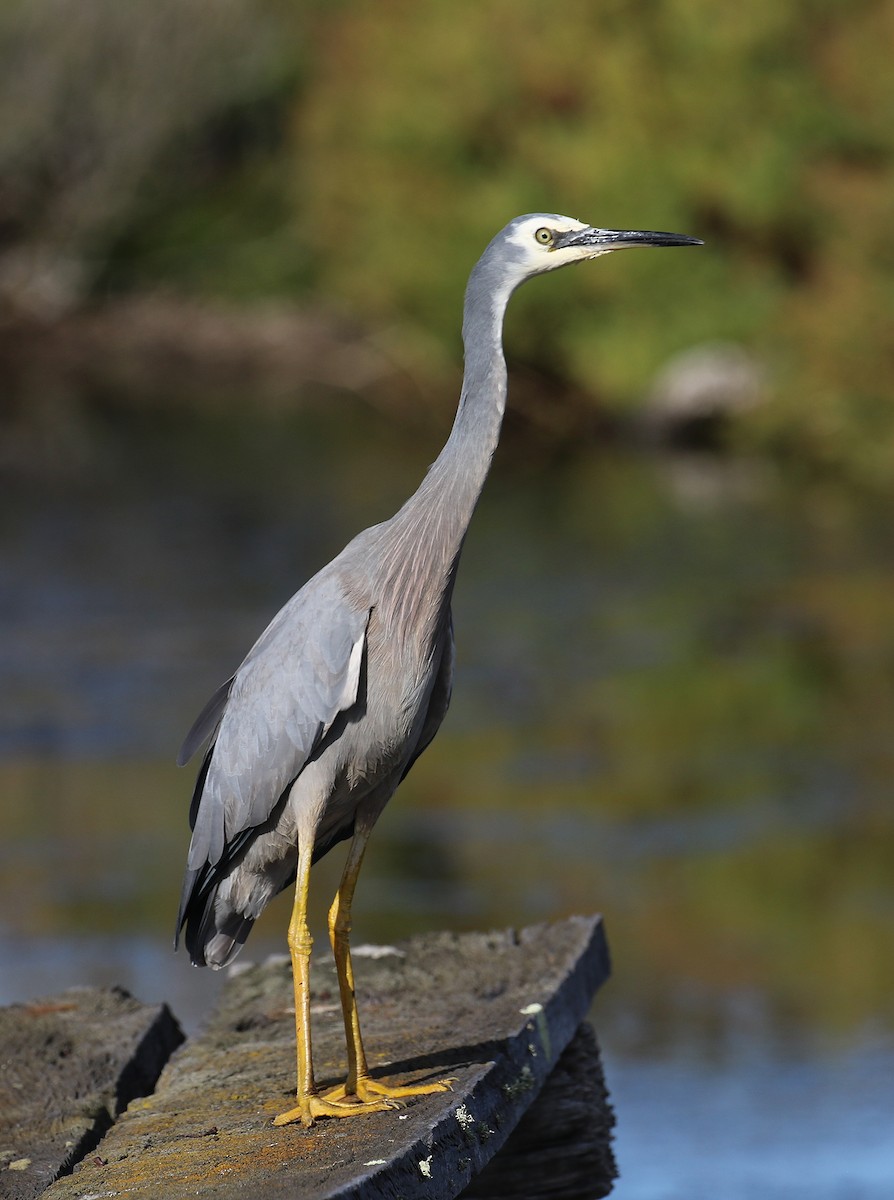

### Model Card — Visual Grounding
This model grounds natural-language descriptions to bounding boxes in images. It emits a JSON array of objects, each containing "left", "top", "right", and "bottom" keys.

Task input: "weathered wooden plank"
[
  {"left": 43, "top": 915, "right": 610, "bottom": 1200},
  {"left": 0, "top": 986, "right": 184, "bottom": 1200}
]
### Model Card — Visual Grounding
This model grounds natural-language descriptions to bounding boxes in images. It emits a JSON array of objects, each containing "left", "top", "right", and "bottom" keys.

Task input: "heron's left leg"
[
  {"left": 323, "top": 812, "right": 454, "bottom": 1105},
  {"left": 273, "top": 830, "right": 396, "bottom": 1127}
]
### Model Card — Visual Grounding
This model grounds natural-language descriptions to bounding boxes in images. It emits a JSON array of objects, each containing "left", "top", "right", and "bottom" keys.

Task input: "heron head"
[{"left": 496, "top": 213, "right": 702, "bottom": 285}]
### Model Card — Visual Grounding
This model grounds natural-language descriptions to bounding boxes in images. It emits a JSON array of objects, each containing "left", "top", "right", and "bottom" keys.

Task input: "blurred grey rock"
[
  {"left": 0, "top": 986, "right": 184, "bottom": 1200},
  {"left": 643, "top": 342, "right": 765, "bottom": 440}
]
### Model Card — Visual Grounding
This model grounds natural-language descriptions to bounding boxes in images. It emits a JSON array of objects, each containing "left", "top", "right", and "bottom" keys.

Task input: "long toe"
[
  {"left": 273, "top": 1092, "right": 400, "bottom": 1128},
  {"left": 325, "top": 1075, "right": 456, "bottom": 1104}
]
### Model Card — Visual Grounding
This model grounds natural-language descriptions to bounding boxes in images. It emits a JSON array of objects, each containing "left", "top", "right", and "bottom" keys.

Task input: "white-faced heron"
[{"left": 176, "top": 213, "right": 702, "bottom": 1126}]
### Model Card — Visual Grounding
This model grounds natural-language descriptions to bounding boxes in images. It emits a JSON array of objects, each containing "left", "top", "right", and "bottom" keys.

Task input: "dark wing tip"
[{"left": 177, "top": 676, "right": 235, "bottom": 766}]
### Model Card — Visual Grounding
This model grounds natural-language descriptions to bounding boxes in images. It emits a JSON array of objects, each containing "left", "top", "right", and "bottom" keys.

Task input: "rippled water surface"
[{"left": 2, "top": 406, "right": 892, "bottom": 1198}]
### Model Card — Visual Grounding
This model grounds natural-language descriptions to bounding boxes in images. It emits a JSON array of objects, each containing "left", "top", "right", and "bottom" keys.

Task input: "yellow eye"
[{"left": 534, "top": 227, "right": 553, "bottom": 246}]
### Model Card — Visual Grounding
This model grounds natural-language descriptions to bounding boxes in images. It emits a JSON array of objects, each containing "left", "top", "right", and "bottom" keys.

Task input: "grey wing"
[{"left": 183, "top": 572, "right": 370, "bottom": 874}]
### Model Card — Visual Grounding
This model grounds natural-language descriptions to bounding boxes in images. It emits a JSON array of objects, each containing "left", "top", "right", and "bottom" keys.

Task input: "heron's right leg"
[{"left": 272, "top": 833, "right": 395, "bottom": 1128}]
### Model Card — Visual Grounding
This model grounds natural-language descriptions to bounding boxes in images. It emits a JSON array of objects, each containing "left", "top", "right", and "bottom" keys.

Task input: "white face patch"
[
  {"left": 504, "top": 214, "right": 589, "bottom": 252},
  {"left": 501, "top": 213, "right": 606, "bottom": 280}
]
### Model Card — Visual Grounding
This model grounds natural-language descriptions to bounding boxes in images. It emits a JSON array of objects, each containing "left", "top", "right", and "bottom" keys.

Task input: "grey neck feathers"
[
  {"left": 394, "top": 259, "right": 511, "bottom": 557},
  {"left": 376, "top": 257, "right": 513, "bottom": 624}
]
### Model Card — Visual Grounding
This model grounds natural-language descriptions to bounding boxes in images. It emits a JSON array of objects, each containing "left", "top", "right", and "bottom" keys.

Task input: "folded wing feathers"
[{"left": 185, "top": 577, "right": 370, "bottom": 872}]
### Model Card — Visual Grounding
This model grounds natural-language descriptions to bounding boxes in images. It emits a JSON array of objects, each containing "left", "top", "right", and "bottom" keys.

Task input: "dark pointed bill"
[{"left": 556, "top": 227, "right": 703, "bottom": 250}]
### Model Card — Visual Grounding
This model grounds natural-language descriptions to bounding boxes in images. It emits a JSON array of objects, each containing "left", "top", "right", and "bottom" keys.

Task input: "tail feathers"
[
  {"left": 178, "top": 868, "right": 255, "bottom": 969},
  {"left": 196, "top": 915, "right": 255, "bottom": 969},
  {"left": 187, "top": 893, "right": 255, "bottom": 968}
]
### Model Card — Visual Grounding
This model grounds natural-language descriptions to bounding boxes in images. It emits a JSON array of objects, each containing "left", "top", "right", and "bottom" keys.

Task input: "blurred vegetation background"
[
  {"left": 3, "top": 10, "right": 894, "bottom": 1185},
  {"left": 1, "top": 0, "right": 892, "bottom": 480}
]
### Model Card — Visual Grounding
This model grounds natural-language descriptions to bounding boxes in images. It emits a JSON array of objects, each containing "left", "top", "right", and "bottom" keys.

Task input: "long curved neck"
[
  {"left": 397, "top": 264, "right": 512, "bottom": 549},
  {"left": 373, "top": 263, "right": 512, "bottom": 629}
]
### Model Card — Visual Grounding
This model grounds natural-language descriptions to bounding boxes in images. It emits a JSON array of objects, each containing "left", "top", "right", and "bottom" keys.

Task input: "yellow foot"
[
  {"left": 273, "top": 1091, "right": 399, "bottom": 1128},
  {"left": 324, "top": 1075, "right": 456, "bottom": 1104}
]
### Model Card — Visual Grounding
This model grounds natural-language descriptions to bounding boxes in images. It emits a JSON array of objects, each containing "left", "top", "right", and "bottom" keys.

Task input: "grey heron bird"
[{"left": 176, "top": 213, "right": 701, "bottom": 1127}]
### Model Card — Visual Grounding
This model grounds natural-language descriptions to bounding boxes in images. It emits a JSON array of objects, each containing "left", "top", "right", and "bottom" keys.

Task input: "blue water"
[
  {"left": 607, "top": 1042, "right": 894, "bottom": 1200},
  {"left": 1, "top": 417, "right": 892, "bottom": 1196}
]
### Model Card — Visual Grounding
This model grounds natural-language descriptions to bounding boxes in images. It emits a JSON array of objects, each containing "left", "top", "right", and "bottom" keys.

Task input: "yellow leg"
[
  {"left": 272, "top": 835, "right": 396, "bottom": 1128},
  {"left": 323, "top": 818, "right": 455, "bottom": 1106}
]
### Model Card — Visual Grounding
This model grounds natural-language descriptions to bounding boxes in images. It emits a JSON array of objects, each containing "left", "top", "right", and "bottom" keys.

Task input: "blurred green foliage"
[{"left": 2, "top": 0, "right": 893, "bottom": 480}]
